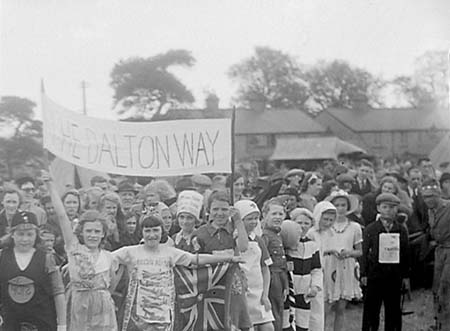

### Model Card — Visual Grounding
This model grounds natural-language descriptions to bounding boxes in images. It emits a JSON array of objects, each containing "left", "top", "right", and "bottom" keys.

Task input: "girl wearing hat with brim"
[
  {"left": 172, "top": 190, "right": 204, "bottom": 253},
  {"left": 235, "top": 200, "right": 275, "bottom": 331},
  {"left": 322, "top": 190, "right": 363, "bottom": 331},
  {"left": 0, "top": 211, "right": 67, "bottom": 331}
]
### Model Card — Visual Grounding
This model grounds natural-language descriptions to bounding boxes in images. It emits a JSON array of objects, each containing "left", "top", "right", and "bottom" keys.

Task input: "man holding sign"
[{"left": 360, "top": 193, "right": 410, "bottom": 331}]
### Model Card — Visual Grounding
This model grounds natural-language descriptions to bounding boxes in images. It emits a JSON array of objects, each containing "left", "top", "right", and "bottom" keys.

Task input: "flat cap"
[
  {"left": 12, "top": 211, "right": 38, "bottom": 229},
  {"left": 118, "top": 181, "right": 138, "bottom": 193},
  {"left": 336, "top": 173, "right": 355, "bottom": 184},
  {"left": 375, "top": 193, "right": 400, "bottom": 206},
  {"left": 285, "top": 168, "right": 305, "bottom": 178},
  {"left": 191, "top": 174, "right": 212, "bottom": 187}
]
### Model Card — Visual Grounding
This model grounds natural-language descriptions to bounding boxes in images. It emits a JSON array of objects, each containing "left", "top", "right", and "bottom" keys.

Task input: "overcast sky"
[{"left": 1, "top": 0, "right": 449, "bottom": 119}]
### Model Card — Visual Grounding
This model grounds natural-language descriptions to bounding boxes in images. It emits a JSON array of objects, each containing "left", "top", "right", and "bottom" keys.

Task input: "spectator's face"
[
  {"left": 161, "top": 209, "right": 173, "bottom": 232},
  {"left": 296, "top": 215, "right": 313, "bottom": 236},
  {"left": 178, "top": 212, "right": 196, "bottom": 233},
  {"left": 242, "top": 212, "right": 259, "bottom": 233},
  {"left": 358, "top": 166, "right": 371, "bottom": 180},
  {"left": 264, "top": 204, "right": 285, "bottom": 228},
  {"left": 125, "top": 217, "right": 137, "bottom": 234},
  {"left": 308, "top": 179, "right": 323, "bottom": 197},
  {"left": 319, "top": 211, "right": 336, "bottom": 230},
  {"left": 442, "top": 180, "right": 450, "bottom": 193},
  {"left": 209, "top": 200, "right": 231, "bottom": 227},
  {"left": 95, "top": 181, "right": 108, "bottom": 192},
  {"left": 234, "top": 177, "right": 245, "bottom": 196},
  {"left": 145, "top": 192, "right": 160, "bottom": 204},
  {"left": 409, "top": 170, "right": 422, "bottom": 189},
  {"left": 20, "top": 182, "right": 35, "bottom": 201},
  {"left": 333, "top": 197, "right": 349, "bottom": 216},
  {"left": 119, "top": 191, "right": 135, "bottom": 209},
  {"left": 286, "top": 195, "right": 297, "bottom": 211},
  {"left": 40, "top": 232, "right": 55, "bottom": 251},
  {"left": 423, "top": 194, "right": 440, "bottom": 209},
  {"left": 342, "top": 182, "right": 352, "bottom": 193},
  {"left": 44, "top": 201, "right": 55, "bottom": 217},
  {"left": 377, "top": 203, "right": 397, "bottom": 220},
  {"left": 102, "top": 200, "right": 118, "bottom": 217},
  {"left": 381, "top": 182, "right": 395, "bottom": 194},
  {"left": 3, "top": 192, "right": 20, "bottom": 215},
  {"left": 420, "top": 161, "right": 434, "bottom": 178},
  {"left": 63, "top": 194, "right": 79, "bottom": 217}
]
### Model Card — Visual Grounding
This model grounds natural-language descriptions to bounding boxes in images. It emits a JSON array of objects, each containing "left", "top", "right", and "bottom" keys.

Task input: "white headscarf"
[{"left": 312, "top": 201, "right": 337, "bottom": 229}]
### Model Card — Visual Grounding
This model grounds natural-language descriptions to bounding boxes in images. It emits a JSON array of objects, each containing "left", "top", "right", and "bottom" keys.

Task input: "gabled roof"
[
  {"left": 323, "top": 107, "right": 450, "bottom": 132},
  {"left": 161, "top": 108, "right": 327, "bottom": 135},
  {"left": 270, "top": 136, "right": 366, "bottom": 160}
]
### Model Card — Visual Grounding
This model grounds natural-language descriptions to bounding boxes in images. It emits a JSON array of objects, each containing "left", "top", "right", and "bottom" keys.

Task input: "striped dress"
[{"left": 286, "top": 237, "right": 322, "bottom": 331}]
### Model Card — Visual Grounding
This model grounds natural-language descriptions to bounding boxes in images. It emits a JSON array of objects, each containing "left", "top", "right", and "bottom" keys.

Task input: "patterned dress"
[
  {"left": 66, "top": 241, "right": 118, "bottom": 331},
  {"left": 322, "top": 220, "right": 363, "bottom": 303}
]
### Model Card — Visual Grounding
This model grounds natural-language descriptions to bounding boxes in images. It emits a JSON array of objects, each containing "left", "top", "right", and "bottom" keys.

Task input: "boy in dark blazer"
[{"left": 360, "top": 193, "right": 410, "bottom": 331}]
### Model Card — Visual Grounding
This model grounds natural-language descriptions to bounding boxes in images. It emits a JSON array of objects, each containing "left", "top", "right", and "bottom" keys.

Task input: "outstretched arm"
[
  {"left": 191, "top": 254, "right": 243, "bottom": 266},
  {"left": 42, "top": 171, "right": 76, "bottom": 248}
]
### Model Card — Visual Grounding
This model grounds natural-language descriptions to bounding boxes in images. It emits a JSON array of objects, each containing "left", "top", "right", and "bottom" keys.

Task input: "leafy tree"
[
  {"left": 0, "top": 96, "right": 44, "bottom": 177},
  {"left": 306, "top": 60, "right": 381, "bottom": 110},
  {"left": 228, "top": 46, "right": 309, "bottom": 108},
  {"left": 110, "top": 49, "right": 196, "bottom": 120},
  {"left": 391, "top": 50, "right": 448, "bottom": 108}
]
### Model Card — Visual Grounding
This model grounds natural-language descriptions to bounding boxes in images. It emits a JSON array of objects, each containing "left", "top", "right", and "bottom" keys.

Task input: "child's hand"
[
  {"left": 360, "top": 277, "right": 367, "bottom": 287},
  {"left": 260, "top": 295, "right": 272, "bottom": 311},
  {"left": 230, "top": 255, "right": 245, "bottom": 264},
  {"left": 339, "top": 249, "right": 352, "bottom": 259},
  {"left": 307, "top": 286, "right": 319, "bottom": 298},
  {"left": 229, "top": 207, "right": 242, "bottom": 225}
]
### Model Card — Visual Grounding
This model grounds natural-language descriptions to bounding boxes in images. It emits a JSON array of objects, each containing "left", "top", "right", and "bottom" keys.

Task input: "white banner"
[{"left": 42, "top": 94, "right": 232, "bottom": 176}]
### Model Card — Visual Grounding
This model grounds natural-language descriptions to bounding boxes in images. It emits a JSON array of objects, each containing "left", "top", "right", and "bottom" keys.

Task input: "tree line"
[{"left": 0, "top": 47, "right": 447, "bottom": 177}]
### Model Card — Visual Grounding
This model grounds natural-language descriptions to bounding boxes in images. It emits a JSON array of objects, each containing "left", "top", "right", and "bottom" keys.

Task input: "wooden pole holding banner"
[
  {"left": 40, "top": 78, "right": 51, "bottom": 171},
  {"left": 230, "top": 106, "right": 236, "bottom": 205}
]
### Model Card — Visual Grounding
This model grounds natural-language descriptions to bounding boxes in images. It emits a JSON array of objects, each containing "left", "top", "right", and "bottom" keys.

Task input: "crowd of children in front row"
[{"left": 0, "top": 170, "right": 410, "bottom": 331}]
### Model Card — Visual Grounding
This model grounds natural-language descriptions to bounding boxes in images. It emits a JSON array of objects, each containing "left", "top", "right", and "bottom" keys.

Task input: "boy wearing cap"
[
  {"left": 422, "top": 179, "right": 450, "bottom": 330},
  {"left": 360, "top": 193, "right": 410, "bottom": 331},
  {"left": 0, "top": 211, "right": 66, "bottom": 331}
]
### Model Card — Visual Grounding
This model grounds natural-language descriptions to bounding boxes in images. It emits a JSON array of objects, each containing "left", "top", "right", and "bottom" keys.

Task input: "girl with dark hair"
[
  {"left": 0, "top": 211, "right": 67, "bottom": 331},
  {"left": 226, "top": 173, "right": 246, "bottom": 202},
  {"left": 299, "top": 173, "right": 323, "bottom": 212},
  {"left": 113, "top": 215, "right": 244, "bottom": 331},
  {"left": 44, "top": 172, "right": 119, "bottom": 331}
]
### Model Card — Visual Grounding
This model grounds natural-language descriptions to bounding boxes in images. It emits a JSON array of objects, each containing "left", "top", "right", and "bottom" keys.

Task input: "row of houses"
[{"left": 159, "top": 96, "right": 450, "bottom": 163}]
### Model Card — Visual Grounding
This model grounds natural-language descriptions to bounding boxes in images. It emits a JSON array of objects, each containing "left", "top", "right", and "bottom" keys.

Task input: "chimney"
[
  {"left": 249, "top": 98, "right": 266, "bottom": 112},
  {"left": 351, "top": 95, "right": 370, "bottom": 111},
  {"left": 205, "top": 94, "right": 219, "bottom": 111}
]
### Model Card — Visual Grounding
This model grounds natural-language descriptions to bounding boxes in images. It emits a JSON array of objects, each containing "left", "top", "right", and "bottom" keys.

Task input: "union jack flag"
[{"left": 173, "top": 262, "right": 237, "bottom": 331}]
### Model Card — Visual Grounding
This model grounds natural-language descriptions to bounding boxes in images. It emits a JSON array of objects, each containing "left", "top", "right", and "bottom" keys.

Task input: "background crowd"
[{"left": 0, "top": 155, "right": 448, "bottom": 331}]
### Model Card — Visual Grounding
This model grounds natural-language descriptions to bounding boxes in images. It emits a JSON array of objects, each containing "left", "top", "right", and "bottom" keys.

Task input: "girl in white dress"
[
  {"left": 323, "top": 190, "right": 362, "bottom": 331},
  {"left": 235, "top": 200, "right": 274, "bottom": 331}
]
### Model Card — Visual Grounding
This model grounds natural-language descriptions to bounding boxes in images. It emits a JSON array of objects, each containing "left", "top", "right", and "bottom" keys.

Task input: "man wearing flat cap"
[
  {"left": 422, "top": 179, "right": 450, "bottom": 330},
  {"left": 361, "top": 193, "right": 410, "bottom": 331}
]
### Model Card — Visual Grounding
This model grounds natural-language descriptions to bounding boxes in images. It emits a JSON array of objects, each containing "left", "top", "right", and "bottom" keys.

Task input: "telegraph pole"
[{"left": 81, "top": 80, "right": 88, "bottom": 115}]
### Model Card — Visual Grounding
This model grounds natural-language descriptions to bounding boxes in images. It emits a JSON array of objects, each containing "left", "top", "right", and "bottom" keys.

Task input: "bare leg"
[
  {"left": 333, "top": 299, "right": 347, "bottom": 331},
  {"left": 255, "top": 322, "right": 275, "bottom": 331}
]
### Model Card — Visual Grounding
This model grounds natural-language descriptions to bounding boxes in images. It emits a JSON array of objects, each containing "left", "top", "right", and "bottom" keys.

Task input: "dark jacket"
[
  {"left": 350, "top": 177, "right": 373, "bottom": 196},
  {"left": 360, "top": 219, "right": 410, "bottom": 281}
]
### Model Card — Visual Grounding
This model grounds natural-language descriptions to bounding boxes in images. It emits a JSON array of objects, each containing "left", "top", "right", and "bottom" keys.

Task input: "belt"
[{"left": 71, "top": 281, "right": 107, "bottom": 292}]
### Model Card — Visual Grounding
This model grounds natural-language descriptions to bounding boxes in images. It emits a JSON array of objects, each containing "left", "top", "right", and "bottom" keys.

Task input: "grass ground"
[{"left": 325, "top": 289, "right": 434, "bottom": 331}]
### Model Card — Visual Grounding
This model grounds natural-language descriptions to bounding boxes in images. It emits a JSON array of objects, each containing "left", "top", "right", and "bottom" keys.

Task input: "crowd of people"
[{"left": 0, "top": 156, "right": 448, "bottom": 331}]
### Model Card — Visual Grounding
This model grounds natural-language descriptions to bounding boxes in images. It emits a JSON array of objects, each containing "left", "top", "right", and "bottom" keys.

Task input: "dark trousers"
[
  {"left": 270, "top": 271, "right": 286, "bottom": 331},
  {"left": 362, "top": 277, "right": 402, "bottom": 331}
]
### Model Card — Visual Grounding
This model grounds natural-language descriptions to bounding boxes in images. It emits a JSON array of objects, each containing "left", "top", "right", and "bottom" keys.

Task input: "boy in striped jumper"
[{"left": 285, "top": 212, "right": 322, "bottom": 331}]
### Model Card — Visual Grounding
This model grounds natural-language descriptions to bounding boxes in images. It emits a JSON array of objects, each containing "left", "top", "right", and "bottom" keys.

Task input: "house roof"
[
  {"left": 270, "top": 136, "right": 367, "bottom": 160},
  {"left": 323, "top": 107, "right": 450, "bottom": 132},
  {"left": 161, "top": 108, "right": 327, "bottom": 135}
]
